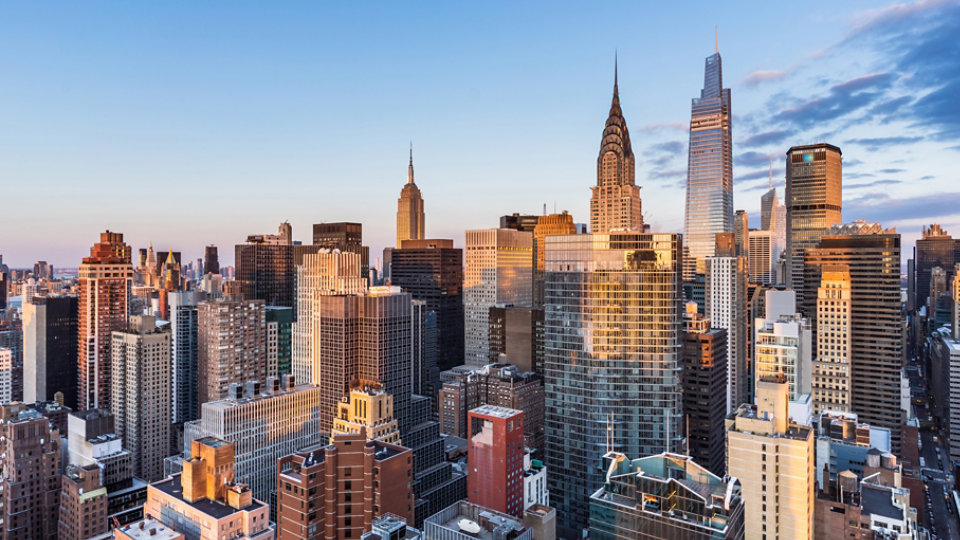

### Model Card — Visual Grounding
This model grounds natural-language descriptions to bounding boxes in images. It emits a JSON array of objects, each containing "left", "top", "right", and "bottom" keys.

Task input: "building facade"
[
  {"left": 390, "top": 239, "right": 464, "bottom": 371},
  {"left": 23, "top": 294, "right": 79, "bottom": 409},
  {"left": 0, "top": 405, "right": 62, "bottom": 539},
  {"left": 235, "top": 222, "right": 296, "bottom": 307},
  {"left": 726, "top": 376, "right": 814, "bottom": 540},
  {"left": 197, "top": 298, "right": 267, "bottom": 405},
  {"left": 58, "top": 464, "right": 109, "bottom": 540},
  {"left": 785, "top": 143, "right": 843, "bottom": 294},
  {"left": 543, "top": 233, "right": 683, "bottom": 533},
  {"left": 464, "top": 229, "right": 533, "bottom": 366},
  {"left": 706, "top": 255, "right": 748, "bottom": 413},
  {"left": 78, "top": 230, "right": 133, "bottom": 410},
  {"left": 683, "top": 49, "right": 733, "bottom": 279},
  {"left": 145, "top": 437, "right": 274, "bottom": 540},
  {"left": 276, "top": 432, "right": 414, "bottom": 540},
  {"left": 467, "top": 406, "right": 526, "bottom": 517},
  {"left": 111, "top": 315, "right": 172, "bottom": 482},
  {"left": 802, "top": 221, "right": 904, "bottom": 452},
  {"left": 589, "top": 66, "right": 642, "bottom": 235},
  {"left": 397, "top": 146, "right": 426, "bottom": 247},
  {"left": 812, "top": 266, "right": 852, "bottom": 414},
  {"left": 681, "top": 306, "right": 728, "bottom": 477},
  {"left": 487, "top": 305, "right": 544, "bottom": 375}
]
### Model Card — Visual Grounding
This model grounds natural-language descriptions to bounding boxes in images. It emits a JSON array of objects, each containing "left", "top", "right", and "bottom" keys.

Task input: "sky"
[{"left": 1, "top": 0, "right": 958, "bottom": 268}]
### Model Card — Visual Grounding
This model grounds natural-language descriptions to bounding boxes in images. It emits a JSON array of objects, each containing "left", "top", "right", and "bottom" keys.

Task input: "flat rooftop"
[
  {"left": 117, "top": 519, "right": 182, "bottom": 540},
  {"left": 470, "top": 404, "right": 522, "bottom": 419},
  {"left": 151, "top": 474, "right": 263, "bottom": 520}
]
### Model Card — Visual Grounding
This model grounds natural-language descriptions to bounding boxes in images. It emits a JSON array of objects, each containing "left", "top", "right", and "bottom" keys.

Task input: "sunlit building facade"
[
  {"left": 812, "top": 266, "right": 852, "bottom": 414},
  {"left": 543, "top": 233, "right": 683, "bottom": 533},
  {"left": 683, "top": 50, "right": 733, "bottom": 279},
  {"left": 589, "top": 66, "right": 641, "bottom": 235},
  {"left": 706, "top": 255, "right": 748, "bottom": 413},
  {"left": 397, "top": 146, "right": 426, "bottom": 247},
  {"left": 464, "top": 229, "right": 533, "bottom": 366},
  {"left": 78, "top": 231, "right": 133, "bottom": 410}
]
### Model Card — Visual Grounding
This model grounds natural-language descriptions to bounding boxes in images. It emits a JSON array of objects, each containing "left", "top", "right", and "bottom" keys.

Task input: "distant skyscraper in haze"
[
  {"left": 235, "top": 222, "right": 295, "bottom": 307},
  {"left": 390, "top": 239, "right": 464, "bottom": 371},
  {"left": 589, "top": 61, "right": 641, "bottom": 234},
  {"left": 683, "top": 47, "right": 733, "bottom": 279},
  {"left": 78, "top": 231, "right": 133, "bottom": 410},
  {"left": 463, "top": 229, "right": 533, "bottom": 366},
  {"left": 915, "top": 224, "right": 960, "bottom": 310},
  {"left": 23, "top": 295, "right": 79, "bottom": 409},
  {"left": 544, "top": 232, "right": 683, "bottom": 533},
  {"left": 203, "top": 245, "right": 219, "bottom": 276},
  {"left": 786, "top": 143, "right": 842, "bottom": 295},
  {"left": 397, "top": 145, "right": 426, "bottom": 247}
]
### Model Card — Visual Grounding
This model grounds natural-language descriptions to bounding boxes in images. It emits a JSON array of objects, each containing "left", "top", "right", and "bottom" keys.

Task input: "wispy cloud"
[
  {"left": 743, "top": 70, "right": 789, "bottom": 88},
  {"left": 845, "top": 190, "right": 960, "bottom": 225},
  {"left": 637, "top": 121, "right": 686, "bottom": 133},
  {"left": 845, "top": 136, "right": 923, "bottom": 151},
  {"left": 739, "top": 130, "right": 790, "bottom": 148}
]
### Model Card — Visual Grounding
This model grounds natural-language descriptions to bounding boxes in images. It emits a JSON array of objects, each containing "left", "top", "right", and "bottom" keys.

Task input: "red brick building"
[
  {"left": 467, "top": 405, "right": 525, "bottom": 517},
  {"left": 276, "top": 430, "right": 414, "bottom": 539}
]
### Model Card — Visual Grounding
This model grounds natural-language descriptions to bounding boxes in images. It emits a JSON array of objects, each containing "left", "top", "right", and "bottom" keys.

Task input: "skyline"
[{"left": 2, "top": 0, "right": 958, "bottom": 267}]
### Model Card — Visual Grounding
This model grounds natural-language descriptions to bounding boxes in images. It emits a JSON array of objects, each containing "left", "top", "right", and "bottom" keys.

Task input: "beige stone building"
[
  {"left": 331, "top": 386, "right": 401, "bottom": 444},
  {"left": 727, "top": 376, "right": 815, "bottom": 540}
]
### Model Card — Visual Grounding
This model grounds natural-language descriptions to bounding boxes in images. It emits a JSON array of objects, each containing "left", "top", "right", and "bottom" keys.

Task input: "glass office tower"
[
  {"left": 683, "top": 51, "right": 733, "bottom": 279},
  {"left": 543, "top": 232, "right": 684, "bottom": 534}
]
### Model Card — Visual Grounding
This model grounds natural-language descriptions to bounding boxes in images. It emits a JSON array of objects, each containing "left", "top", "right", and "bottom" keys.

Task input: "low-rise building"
[
  {"left": 423, "top": 501, "right": 533, "bottom": 540},
  {"left": 145, "top": 437, "right": 274, "bottom": 540},
  {"left": 589, "top": 451, "right": 744, "bottom": 539}
]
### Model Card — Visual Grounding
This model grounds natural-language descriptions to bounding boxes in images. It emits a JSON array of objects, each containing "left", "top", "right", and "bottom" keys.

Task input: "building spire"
[
  {"left": 407, "top": 142, "right": 415, "bottom": 185},
  {"left": 769, "top": 155, "right": 773, "bottom": 189},
  {"left": 715, "top": 26, "right": 718, "bottom": 53}
]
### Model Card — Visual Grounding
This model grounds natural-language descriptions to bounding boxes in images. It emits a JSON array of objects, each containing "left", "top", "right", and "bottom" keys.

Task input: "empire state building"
[
  {"left": 396, "top": 145, "right": 425, "bottom": 247},
  {"left": 589, "top": 61, "right": 642, "bottom": 234}
]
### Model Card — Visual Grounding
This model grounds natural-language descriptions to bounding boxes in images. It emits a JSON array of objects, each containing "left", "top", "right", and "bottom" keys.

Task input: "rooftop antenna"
[
  {"left": 715, "top": 25, "right": 718, "bottom": 53},
  {"left": 543, "top": 203, "right": 547, "bottom": 216}
]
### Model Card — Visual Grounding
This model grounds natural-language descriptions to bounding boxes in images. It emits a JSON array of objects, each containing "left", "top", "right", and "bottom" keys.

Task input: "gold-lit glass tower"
[
  {"left": 397, "top": 145, "right": 425, "bottom": 247},
  {"left": 589, "top": 60, "right": 641, "bottom": 234}
]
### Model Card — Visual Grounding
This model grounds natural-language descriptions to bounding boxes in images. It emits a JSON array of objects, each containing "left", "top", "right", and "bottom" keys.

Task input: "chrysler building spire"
[{"left": 589, "top": 55, "right": 641, "bottom": 234}]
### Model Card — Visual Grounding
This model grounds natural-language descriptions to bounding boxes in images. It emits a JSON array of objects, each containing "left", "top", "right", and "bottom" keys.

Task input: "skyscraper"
[
  {"left": 683, "top": 48, "right": 733, "bottom": 279},
  {"left": 802, "top": 221, "right": 904, "bottom": 452},
  {"left": 589, "top": 62, "right": 641, "bottom": 234},
  {"left": 78, "top": 230, "right": 133, "bottom": 410},
  {"left": 785, "top": 143, "right": 842, "bottom": 295},
  {"left": 464, "top": 229, "right": 533, "bottom": 366},
  {"left": 315, "top": 287, "right": 414, "bottom": 434},
  {"left": 0, "top": 405, "right": 62, "bottom": 540},
  {"left": 390, "top": 239, "right": 464, "bottom": 371},
  {"left": 111, "top": 315, "right": 171, "bottom": 482},
  {"left": 681, "top": 305, "right": 728, "bottom": 477},
  {"left": 705, "top": 255, "right": 747, "bottom": 413},
  {"left": 235, "top": 222, "right": 295, "bottom": 307},
  {"left": 397, "top": 145, "right": 426, "bottom": 247},
  {"left": 544, "top": 232, "right": 683, "bottom": 533},
  {"left": 747, "top": 229, "right": 775, "bottom": 284},
  {"left": 292, "top": 248, "right": 365, "bottom": 385},
  {"left": 812, "top": 266, "right": 852, "bottom": 414},
  {"left": 197, "top": 299, "right": 267, "bottom": 405},
  {"left": 203, "top": 245, "right": 219, "bottom": 276},
  {"left": 915, "top": 223, "right": 960, "bottom": 310},
  {"left": 311, "top": 222, "right": 370, "bottom": 279},
  {"left": 168, "top": 291, "right": 202, "bottom": 439},
  {"left": 23, "top": 295, "right": 79, "bottom": 409},
  {"left": 532, "top": 211, "right": 577, "bottom": 307}
]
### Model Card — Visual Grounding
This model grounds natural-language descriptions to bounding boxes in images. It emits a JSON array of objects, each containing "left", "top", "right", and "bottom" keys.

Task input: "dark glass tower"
[
  {"left": 203, "top": 245, "right": 219, "bottom": 276},
  {"left": 683, "top": 48, "right": 733, "bottom": 280}
]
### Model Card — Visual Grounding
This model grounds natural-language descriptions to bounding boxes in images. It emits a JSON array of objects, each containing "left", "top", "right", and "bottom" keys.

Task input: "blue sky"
[{"left": 1, "top": 1, "right": 958, "bottom": 267}]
